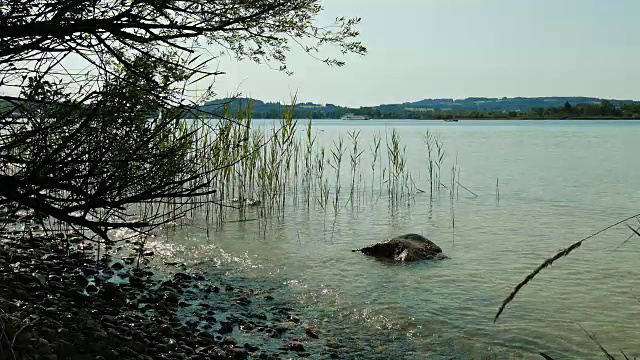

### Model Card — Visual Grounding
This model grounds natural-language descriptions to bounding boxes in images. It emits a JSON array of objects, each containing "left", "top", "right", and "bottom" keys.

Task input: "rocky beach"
[{"left": 0, "top": 227, "right": 350, "bottom": 360}]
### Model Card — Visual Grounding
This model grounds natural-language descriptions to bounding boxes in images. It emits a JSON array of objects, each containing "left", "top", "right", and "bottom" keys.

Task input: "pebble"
[
  {"left": 251, "top": 312, "right": 267, "bottom": 320},
  {"left": 218, "top": 321, "right": 234, "bottom": 334},
  {"left": 227, "top": 347, "right": 249, "bottom": 360},
  {"left": 163, "top": 291, "right": 179, "bottom": 304},
  {"left": 0, "top": 234, "right": 329, "bottom": 360},
  {"left": 191, "top": 272, "right": 205, "bottom": 281},
  {"left": 288, "top": 341, "right": 306, "bottom": 352},
  {"left": 305, "top": 327, "right": 319, "bottom": 339},
  {"left": 82, "top": 267, "right": 98, "bottom": 276},
  {"left": 174, "top": 272, "right": 192, "bottom": 281},
  {"left": 222, "top": 336, "right": 236, "bottom": 345}
]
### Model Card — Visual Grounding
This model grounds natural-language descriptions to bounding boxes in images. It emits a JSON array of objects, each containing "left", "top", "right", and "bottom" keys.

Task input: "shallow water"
[{"left": 150, "top": 119, "right": 640, "bottom": 359}]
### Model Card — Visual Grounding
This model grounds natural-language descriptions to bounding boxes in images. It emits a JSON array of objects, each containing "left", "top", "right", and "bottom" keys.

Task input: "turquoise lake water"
[{"left": 149, "top": 119, "right": 640, "bottom": 359}]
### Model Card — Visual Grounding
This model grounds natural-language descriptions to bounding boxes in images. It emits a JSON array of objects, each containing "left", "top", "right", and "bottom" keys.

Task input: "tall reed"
[
  {"left": 60, "top": 104, "right": 481, "bottom": 245},
  {"left": 347, "top": 130, "right": 364, "bottom": 209}
]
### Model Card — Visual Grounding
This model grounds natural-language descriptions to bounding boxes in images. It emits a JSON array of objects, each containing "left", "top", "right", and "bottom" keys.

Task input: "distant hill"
[
  {"left": 381, "top": 97, "right": 610, "bottom": 111},
  {"left": 4, "top": 96, "right": 639, "bottom": 120},
  {"left": 196, "top": 96, "right": 640, "bottom": 119}
]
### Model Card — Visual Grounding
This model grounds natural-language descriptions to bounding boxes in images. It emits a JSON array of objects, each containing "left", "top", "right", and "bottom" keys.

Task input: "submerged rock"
[
  {"left": 287, "top": 341, "right": 305, "bottom": 352},
  {"left": 352, "top": 233, "right": 448, "bottom": 262}
]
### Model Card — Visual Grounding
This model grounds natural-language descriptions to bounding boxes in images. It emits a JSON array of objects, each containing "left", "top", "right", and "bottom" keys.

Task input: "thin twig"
[
  {"left": 0, "top": 313, "right": 15, "bottom": 360},
  {"left": 494, "top": 212, "right": 640, "bottom": 323},
  {"left": 616, "top": 224, "right": 640, "bottom": 249},
  {"left": 11, "top": 316, "right": 38, "bottom": 353},
  {"left": 578, "top": 324, "right": 615, "bottom": 360},
  {"left": 454, "top": 180, "right": 478, "bottom": 197}
]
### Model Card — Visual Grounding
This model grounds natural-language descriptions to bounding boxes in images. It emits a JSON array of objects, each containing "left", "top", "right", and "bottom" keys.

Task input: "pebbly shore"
[{"left": 0, "top": 230, "right": 351, "bottom": 360}]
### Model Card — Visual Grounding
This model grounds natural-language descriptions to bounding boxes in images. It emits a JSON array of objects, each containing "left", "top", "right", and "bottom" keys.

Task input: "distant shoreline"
[
  {"left": 428, "top": 117, "right": 640, "bottom": 121},
  {"left": 195, "top": 97, "right": 640, "bottom": 121},
  {"left": 244, "top": 117, "right": 640, "bottom": 121}
]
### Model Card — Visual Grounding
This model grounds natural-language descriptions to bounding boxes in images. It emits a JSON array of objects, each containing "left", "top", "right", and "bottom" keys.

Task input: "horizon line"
[{"left": 209, "top": 95, "right": 640, "bottom": 108}]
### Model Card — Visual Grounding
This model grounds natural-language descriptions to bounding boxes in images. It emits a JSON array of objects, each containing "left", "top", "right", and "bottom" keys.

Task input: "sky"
[{"left": 209, "top": 0, "right": 640, "bottom": 107}]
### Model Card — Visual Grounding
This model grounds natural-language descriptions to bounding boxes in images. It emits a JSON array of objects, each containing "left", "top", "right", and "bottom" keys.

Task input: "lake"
[{"left": 147, "top": 119, "right": 640, "bottom": 359}]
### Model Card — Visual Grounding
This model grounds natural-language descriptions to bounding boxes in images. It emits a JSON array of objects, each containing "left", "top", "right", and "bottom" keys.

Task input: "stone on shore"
[
  {"left": 0, "top": 230, "right": 328, "bottom": 360},
  {"left": 352, "top": 233, "right": 448, "bottom": 262}
]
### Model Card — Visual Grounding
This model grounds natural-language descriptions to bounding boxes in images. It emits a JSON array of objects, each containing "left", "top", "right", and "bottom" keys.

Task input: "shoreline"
[
  {"left": 213, "top": 117, "right": 640, "bottom": 121},
  {"left": 0, "top": 231, "right": 348, "bottom": 360}
]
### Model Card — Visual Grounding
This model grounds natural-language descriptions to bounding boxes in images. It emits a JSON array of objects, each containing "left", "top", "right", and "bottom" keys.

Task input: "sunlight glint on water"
[{"left": 152, "top": 120, "right": 640, "bottom": 359}]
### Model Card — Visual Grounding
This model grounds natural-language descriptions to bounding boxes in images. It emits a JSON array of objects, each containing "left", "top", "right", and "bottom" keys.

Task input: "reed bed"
[
  {"left": 126, "top": 102, "right": 479, "bottom": 239},
  {"left": 7, "top": 102, "right": 475, "bottom": 243},
  {"left": 152, "top": 103, "right": 475, "bottom": 236}
]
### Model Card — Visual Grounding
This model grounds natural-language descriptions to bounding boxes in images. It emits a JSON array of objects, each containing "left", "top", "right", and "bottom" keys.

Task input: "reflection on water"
[{"left": 149, "top": 120, "right": 640, "bottom": 359}]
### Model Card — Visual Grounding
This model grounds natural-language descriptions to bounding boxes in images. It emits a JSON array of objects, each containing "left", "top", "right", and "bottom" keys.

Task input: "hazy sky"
[{"left": 210, "top": 0, "right": 640, "bottom": 107}]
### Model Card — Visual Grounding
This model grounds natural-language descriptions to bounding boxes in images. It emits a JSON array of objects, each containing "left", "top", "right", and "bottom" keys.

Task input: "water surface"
[{"left": 151, "top": 119, "right": 640, "bottom": 359}]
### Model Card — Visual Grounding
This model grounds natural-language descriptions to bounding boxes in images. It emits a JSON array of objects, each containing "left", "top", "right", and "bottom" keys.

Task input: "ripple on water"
[{"left": 135, "top": 121, "right": 640, "bottom": 358}]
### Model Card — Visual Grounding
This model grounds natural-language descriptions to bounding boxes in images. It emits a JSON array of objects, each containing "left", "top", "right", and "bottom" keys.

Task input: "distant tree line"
[{"left": 199, "top": 98, "right": 640, "bottom": 120}]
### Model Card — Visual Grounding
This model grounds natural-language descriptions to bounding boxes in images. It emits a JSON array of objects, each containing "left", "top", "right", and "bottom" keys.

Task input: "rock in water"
[{"left": 352, "top": 233, "right": 448, "bottom": 262}]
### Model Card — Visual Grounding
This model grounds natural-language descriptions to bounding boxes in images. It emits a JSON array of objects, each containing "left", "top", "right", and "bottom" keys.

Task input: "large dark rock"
[{"left": 352, "top": 233, "right": 448, "bottom": 262}]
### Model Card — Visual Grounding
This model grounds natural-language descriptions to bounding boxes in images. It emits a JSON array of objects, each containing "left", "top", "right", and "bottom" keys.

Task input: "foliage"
[{"left": 0, "top": 0, "right": 365, "bottom": 241}]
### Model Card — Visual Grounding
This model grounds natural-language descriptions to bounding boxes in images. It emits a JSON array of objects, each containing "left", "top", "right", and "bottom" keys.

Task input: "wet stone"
[
  {"left": 186, "top": 320, "right": 199, "bottom": 328},
  {"left": 81, "top": 267, "right": 98, "bottom": 276},
  {"left": 191, "top": 273, "right": 205, "bottom": 281},
  {"left": 0, "top": 234, "right": 344, "bottom": 360},
  {"left": 94, "top": 273, "right": 112, "bottom": 283},
  {"left": 222, "top": 336, "right": 236, "bottom": 345},
  {"left": 305, "top": 327, "right": 319, "bottom": 339},
  {"left": 14, "top": 288, "right": 33, "bottom": 301},
  {"left": 158, "top": 324, "right": 173, "bottom": 336},
  {"left": 129, "top": 276, "right": 145, "bottom": 289},
  {"left": 288, "top": 341, "right": 305, "bottom": 352},
  {"left": 239, "top": 320, "right": 255, "bottom": 332},
  {"left": 236, "top": 297, "right": 251, "bottom": 306},
  {"left": 166, "top": 338, "right": 178, "bottom": 351},
  {"left": 218, "top": 321, "right": 234, "bottom": 334},
  {"left": 41, "top": 254, "right": 60, "bottom": 261},
  {"left": 227, "top": 347, "right": 249, "bottom": 360},
  {"left": 161, "top": 280, "right": 178, "bottom": 289},
  {"left": 325, "top": 339, "right": 344, "bottom": 351},
  {"left": 163, "top": 291, "right": 179, "bottom": 304},
  {"left": 251, "top": 312, "right": 267, "bottom": 321},
  {"left": 174, "top": 273, "right": 192, "bottom": 281}
]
